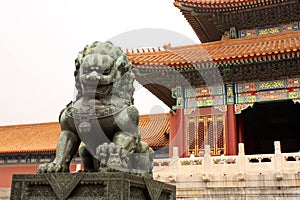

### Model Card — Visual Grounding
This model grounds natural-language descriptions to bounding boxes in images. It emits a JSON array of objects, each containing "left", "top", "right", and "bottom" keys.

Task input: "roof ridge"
[
  {"left": 128, "top": 30, "right": 300, "bottom": 66},
  {"left": 0, "top": 114, "right": 170, "bottom": 153},
  {"left": 126, "top": 47, "right": 165, "bottom": 54},
  {"left": 0, "top": 122, "right": 59, "bottom": 129},
  {"left": 198, "top": 31, "right": 299, "bottom": 47},
  {"left": 128, "top": 31, "right": 300, "bottom": 55},
  {"left": 0, "top": 113, "right": 171, "bottom": 129},
  {"left": 0, "top": 149, "right": 56, "bottom": 154},
  {"left": 139, "top": 113, "right": 170, "bottom": 118},
  {"left": 176, "top": 0, "right": 292, "bottom": 7},
  {"left": 218, "top": 31, "right": 300, "bottom": 46}
]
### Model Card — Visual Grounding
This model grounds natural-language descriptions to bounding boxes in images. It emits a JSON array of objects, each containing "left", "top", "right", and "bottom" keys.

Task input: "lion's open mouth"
[{"left": 83, "top": 83, "right": 113, "bottom": 97}]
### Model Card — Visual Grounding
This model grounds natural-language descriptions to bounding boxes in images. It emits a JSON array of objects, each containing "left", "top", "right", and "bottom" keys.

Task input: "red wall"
[
  {"left": 0, "top": 163, "right": 78, "bottom": 187},
  {"left": 169, "top": 109, "right": 185, "bottom": 157}
]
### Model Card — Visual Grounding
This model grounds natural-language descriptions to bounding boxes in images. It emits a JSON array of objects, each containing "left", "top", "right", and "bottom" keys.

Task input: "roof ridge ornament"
[
  {"left": 127, "top": 47, "right": 164, "bottom": 54},
  {"left": 163, "top": 43, "right": 172, "bottom": 50}
]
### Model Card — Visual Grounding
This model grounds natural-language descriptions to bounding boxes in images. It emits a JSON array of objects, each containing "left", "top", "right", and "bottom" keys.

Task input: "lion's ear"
[
  {"left": 76, "top": 52, "right": 83, "bottom": 68},
  {"left": 116, "top": 55, "right": 130, "bottom": 72},
  {"left": 116, "top": 55, "right": 125, "bottom": 67}
]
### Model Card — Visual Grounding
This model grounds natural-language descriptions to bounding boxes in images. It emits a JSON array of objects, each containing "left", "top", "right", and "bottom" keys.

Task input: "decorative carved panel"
[{"left": 10, "top": 173, "right": 176, "bottom": 200}]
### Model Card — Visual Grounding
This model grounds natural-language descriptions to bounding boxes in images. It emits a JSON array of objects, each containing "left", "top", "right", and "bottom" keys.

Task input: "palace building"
[
  {"left": 128, "top": 0, "right": 300, "bottom": 157},
  {"left": 1, "top": 0, "right": 300, "bottom": 198}
]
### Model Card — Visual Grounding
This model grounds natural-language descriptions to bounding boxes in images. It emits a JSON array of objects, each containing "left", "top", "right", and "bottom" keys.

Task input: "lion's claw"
[{"left": 37, "top": 162, "right": 69, "bottom": 173}]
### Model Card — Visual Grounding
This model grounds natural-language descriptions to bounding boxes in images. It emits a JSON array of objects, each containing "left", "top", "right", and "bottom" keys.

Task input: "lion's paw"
[{"left": 37, "top": 162, "right": 69, "bottom": 173}]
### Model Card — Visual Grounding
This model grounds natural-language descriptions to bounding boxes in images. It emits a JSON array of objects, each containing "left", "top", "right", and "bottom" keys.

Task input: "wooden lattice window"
[
  {"left": 188, "top": 122, "right": 196, "bottom": 151},
  {"left": 197, "top": 119, "right": 205, "bottom": 150},
  {"left": 216, "top": 116, "right": 224, "bottom": 150},
  {"left": 186, "top": 115, "right": 225, "bottom": 156},
  {"left": 207, "top": 117, "right": 214, "bottom": 149}
]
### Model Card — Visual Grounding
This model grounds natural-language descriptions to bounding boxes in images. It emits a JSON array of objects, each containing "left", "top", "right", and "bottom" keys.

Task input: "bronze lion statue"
[{"left": 37, "top": 41, "right": 153, "bottom": 174}]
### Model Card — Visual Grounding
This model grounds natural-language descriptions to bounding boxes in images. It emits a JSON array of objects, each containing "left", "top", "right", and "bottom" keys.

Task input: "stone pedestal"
[{"left": 10, "top": 172, "right": 176, "bottom": 200}]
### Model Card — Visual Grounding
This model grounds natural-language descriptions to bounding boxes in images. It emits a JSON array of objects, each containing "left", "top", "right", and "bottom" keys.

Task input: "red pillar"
[
  {"left": 169, "top": 108, "right": 185, "bottom": 158},
  {"left": 237, "top": 114, "right": 244, "bottom": 143},
  {"left": 226, "top": 104, "right": 238, "bottom": 155}
]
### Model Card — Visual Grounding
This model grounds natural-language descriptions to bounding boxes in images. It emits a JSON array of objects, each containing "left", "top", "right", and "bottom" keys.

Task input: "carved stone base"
[{"left": 10, "top": 172, "right": 176, "bottom": 200}]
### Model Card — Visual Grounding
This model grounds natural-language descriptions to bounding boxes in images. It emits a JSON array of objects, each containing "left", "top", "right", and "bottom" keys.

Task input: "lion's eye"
[
  {"left": 103, "top": 68, "right": 111, "bottom": 75},
  {"left": 83, "top": 68, "right": 89, "bottom": 74},
  {"left": 109, "top": 52, "right": 115, "bottom": 58}
]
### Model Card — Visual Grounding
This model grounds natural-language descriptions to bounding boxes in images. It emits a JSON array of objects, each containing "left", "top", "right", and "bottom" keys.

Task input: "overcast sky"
[{"left": 0, "top": 0, "right": 199, "bottom": 125}]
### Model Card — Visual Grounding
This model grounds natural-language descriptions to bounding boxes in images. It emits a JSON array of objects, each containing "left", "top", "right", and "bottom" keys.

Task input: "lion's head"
[{"left": 74, "top": 41, "right": 135, "bottom": 106}]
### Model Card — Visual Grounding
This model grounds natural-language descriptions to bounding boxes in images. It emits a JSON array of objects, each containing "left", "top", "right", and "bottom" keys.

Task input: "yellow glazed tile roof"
[
  {"left": 0, "top": 114, "right": 170, "bottom": 154},
  {"left": 127, "top": 31, "right": 300, "bottom": 67}
]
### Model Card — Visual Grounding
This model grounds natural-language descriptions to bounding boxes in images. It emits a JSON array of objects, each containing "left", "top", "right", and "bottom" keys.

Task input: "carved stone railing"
[
  {"left": 153, "top": 142, "right": 300, "bottom": 182},
  {"left": 153, "top": 158, "right": 172, "bottom": 167},
  {"left": 152, "top": 142, "right": 300, "bottom": 199}
]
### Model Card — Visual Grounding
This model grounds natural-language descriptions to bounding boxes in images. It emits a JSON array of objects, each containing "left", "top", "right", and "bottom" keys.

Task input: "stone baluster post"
[
  {"left": 202, "top": 145, "right": 211, "bottom": 181},
  {"left": 237, "top": 143, "right": 246, "bottom": 181},
  {"left": 171, "top": 146, "right": 179, "bottom": 182},
  {"left": 274, "top": 141, "right": 283, "bottom": 180},
  {"left": 159, "top": 146, "right": 178, "bottom": 183},
  {"left": 172, "top": 146, "right": 179, "bottom": 160}
]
